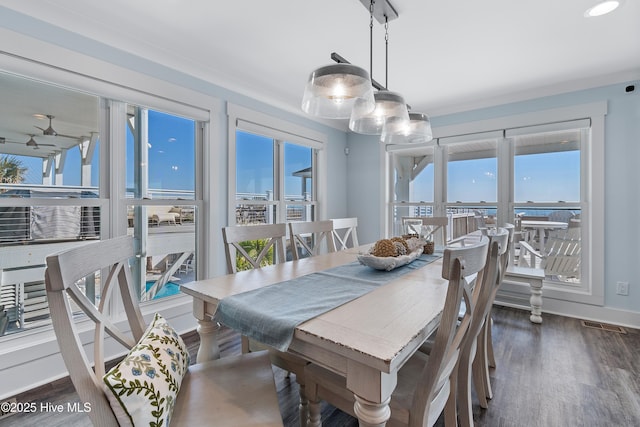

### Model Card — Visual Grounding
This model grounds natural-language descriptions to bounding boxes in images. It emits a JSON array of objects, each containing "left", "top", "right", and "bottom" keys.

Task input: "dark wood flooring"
[{"left": 1, "top": 306, "right": 639, "bottom": 427}]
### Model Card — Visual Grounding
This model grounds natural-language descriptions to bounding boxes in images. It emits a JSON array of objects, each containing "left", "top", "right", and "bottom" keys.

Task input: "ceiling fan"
[
  {"left": 34, "top": 114, "right": 81, "bottom": 140},
  {"left": 0, "top": 135, "right": 56, "bottom": 150},
  {"left": 25, "top": 134, "right": 56, "bottom": 149}
]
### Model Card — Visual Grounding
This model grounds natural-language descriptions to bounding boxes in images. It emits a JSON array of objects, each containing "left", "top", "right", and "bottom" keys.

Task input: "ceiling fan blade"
[
  {"left": 34, "top": 125, "right": 47, "bottom": 132},
  {"left": 56, "top": 133, "right": 81, "bottom": 140}
]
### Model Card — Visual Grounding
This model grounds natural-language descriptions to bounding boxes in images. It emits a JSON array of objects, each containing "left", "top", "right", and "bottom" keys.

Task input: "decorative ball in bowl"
[{"left": 357, "top": 236, "right": 425, "bottom": 271}]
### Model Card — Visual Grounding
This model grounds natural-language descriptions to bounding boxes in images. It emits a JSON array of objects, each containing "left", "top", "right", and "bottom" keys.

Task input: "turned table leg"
[{"left": 529, "top": 278, "right": 543, "bottom": 324}]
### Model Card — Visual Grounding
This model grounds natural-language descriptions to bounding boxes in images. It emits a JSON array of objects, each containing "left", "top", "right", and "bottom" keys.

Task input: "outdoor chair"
[
  {"left": 44, "top": 236, "right": 282, "bottom": 427},
  {"left": 518, "top": 228, "right": 581, "bottom": 280}
]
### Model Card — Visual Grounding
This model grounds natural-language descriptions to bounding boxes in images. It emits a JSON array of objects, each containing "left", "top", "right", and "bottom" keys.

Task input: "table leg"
[
  {"left": 353, "top": 395, "right": 391, "bottom": 427},
  {"left": 529, "top": 278, "right": 543, "bottom": 324},
  {"left": 193, "top": 299, "right": 220, "bottom": 362}
]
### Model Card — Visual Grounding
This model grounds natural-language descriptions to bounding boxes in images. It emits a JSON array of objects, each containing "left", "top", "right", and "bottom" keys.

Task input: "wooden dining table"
[{"left": 180, "top": 246, "right": 449, "bottom": 427}]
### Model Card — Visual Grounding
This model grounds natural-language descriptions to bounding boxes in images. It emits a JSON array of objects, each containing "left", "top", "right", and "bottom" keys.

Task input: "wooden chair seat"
[{"left": 171, "top": 352, "right": 282, "bottom": 427}]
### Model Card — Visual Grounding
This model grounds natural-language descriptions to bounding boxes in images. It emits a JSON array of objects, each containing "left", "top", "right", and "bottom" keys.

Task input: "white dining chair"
[
  {"left": 222, "top": 223, "right": 287, "bottom": 273},
  {"left": 402, "top": 216, "right": 449, "bottom": 247},
  {"left": 457, "top": 228, "right": 508, "bottom": 427},
  {"left": 305, "top": 236, "right": 491, "bottom": 427},
  {"left": 330, "top": 217, "right": 359, "bottom": 250},
  {"left": 222, "top": 223, "right": 310, "bottom": 426},
  {"left": 44, "top": 236, "right": 283, "bottom": 427},
  {"left": 289, "top": 220, "right": 337, "bottom": 260},
  {"left": 478, "top": 224, "right": 514, "bottom": 408}
]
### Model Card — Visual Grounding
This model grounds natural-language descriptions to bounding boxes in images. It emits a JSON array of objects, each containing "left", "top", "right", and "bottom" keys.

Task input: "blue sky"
[
  {"left": 9, "top": 117, "right": 578, "bottom": 204},
  {"left": 236, "top": 131, "right": 312, "bottom": 198},
  {"left": 411, "top": 150, "right": 580, "bottom": 203}
]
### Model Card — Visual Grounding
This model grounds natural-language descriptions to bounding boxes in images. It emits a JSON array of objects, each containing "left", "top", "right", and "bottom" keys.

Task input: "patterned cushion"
[{"left": 103, "top": 313, "right": 191, "bottom": 426}]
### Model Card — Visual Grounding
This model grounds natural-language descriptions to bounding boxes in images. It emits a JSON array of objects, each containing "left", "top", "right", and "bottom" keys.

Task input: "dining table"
[{"left": 180, "top": 246, "right": 449, "bottom": 427}]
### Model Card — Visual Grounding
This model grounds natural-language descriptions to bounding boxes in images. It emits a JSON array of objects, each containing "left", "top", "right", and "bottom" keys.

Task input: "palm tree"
[{"left": 0, "top": 155, "right": 27, "bottom": 185}]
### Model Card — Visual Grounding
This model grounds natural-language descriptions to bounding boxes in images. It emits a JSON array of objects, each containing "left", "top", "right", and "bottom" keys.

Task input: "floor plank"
[{"left": 1, "top": 306, "right": 639, "bottom": 426}]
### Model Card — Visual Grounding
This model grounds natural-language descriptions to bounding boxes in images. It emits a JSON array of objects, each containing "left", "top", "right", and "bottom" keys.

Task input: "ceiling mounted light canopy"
[
  {"left": 301, "top": 63, "right": 375, "bottom": 119},
  {"left": 382, "top": 112, "right": 433, "bottom": 144}
]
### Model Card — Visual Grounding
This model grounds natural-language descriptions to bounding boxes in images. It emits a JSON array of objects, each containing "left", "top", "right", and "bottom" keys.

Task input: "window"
[
  {"left": 0, "top": 72, "right": 102, "bottom": 335},
  {"left": 125, "top": 106, "right": 199, "bottom": 302},
  {"left": 229, "top": 104, "right": 326, "bottom": 269},
  {"left": 389, "top": 145, "right": 435, "bottom": 235},
  {"left": 387, "top": 106, "right": 605, "bottom": 305}
]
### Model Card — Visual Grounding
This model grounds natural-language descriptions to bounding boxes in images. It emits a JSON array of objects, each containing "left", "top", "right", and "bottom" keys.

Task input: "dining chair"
[
  {"left": 289, "top": 220, "right": 337, "bottom": 260},
  {"left": 402, "top": 216, "right": 449, "bottom": 247},
  {"left": 305, "top": 236, "right": 491, "bottom": 427},
  {"left": 330, "top": 217, "right": 359, "bottom": 250},
  {"left": 222, "top": 223, "right": 287, "bottom": 273},
  {"left": 44, "top": 236, "right": 283, "bottom": 427},
  {"left": 457, "top": 228, "right": 508, "bottom": 427},
  {"left": 222, "top": 223, "right": 310, "bottom": 426},
  {"left": 480, "top": 224, "right": 514, "bottom": 403}
]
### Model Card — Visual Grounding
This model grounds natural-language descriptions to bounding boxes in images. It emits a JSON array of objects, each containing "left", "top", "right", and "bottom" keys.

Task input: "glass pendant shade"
[
  {"left": 382, "top": 112, "right": 434, "bottom": 144},
  {"left": 349, "top": 91, "right": 409, "bottom": 135},
  {"left": 301, "top": 64, "right": 375, "bottom": 119}
]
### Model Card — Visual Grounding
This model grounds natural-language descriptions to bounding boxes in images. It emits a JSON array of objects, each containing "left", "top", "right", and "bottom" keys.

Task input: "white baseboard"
[{"left": 495, "top": 286, "right": 640, "bottom": 330}]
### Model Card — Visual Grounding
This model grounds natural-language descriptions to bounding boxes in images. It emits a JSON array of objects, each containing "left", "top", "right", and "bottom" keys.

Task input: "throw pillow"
[{"left": 103, "top": 313, "right": 191, "bottom": 426}]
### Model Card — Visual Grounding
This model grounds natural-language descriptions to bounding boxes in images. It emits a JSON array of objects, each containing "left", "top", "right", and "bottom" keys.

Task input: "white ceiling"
[{"left": 1, "top": 0, "right": 639, "bottom": 131}]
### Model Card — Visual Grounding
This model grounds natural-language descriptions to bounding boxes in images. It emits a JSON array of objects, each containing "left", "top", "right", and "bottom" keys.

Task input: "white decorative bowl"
[{"left": 357, "top": 247, "right": 423, "bottom": 271}]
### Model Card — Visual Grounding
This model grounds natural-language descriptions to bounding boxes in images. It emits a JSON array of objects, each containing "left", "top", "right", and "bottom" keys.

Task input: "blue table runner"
[{"left": 214, "top": 252, "right": 442, "bottom": 351}]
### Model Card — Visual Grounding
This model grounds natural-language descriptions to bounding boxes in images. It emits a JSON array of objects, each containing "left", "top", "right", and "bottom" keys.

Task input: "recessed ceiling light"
[{"left": 585, "top": 0, "right": 621, "bottom": 17}]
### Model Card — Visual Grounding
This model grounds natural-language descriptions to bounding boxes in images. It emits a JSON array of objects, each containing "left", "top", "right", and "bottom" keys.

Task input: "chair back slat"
[
  {"left": 222, "top": 223, "right": 287, "bottom": 273},
  {"left": 330, "top": 217, "right": 359, "bottom": 250},
  {"left": 289, "top": 220, "right": 337, "bottom": 260}
]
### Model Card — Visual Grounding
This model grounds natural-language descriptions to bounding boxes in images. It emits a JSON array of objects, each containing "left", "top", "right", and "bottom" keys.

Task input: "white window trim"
[
  {"left": 0, "top": 44, "right": 220, "bottom": 399},
  {"left": 387, "top": 102, "right": 606, "bottom": 306},
  {"left": 227, "top": 103, "right": 328, "bottom": 227}
]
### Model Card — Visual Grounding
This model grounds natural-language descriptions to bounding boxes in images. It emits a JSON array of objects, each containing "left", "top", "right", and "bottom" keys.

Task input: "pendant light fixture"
[
  {"left": 349, "top": 8, "right": 409, "bottom": 135},
  {"left": 381, "top": 112, "right": 433, "bottom": 144},
  {"left": 301, "top": 63, "right": 375, "bottom": 119}
]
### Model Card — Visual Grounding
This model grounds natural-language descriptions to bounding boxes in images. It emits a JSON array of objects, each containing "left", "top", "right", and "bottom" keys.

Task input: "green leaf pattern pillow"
[{"left": 103, "top": 313, "right": 191, "bottom": 426}]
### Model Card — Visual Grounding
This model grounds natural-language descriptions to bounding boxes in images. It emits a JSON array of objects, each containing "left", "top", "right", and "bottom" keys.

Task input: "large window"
[
  {"left": 0, "top": 71, "right": 206, "bottom": 337},
  {"left": 229, "top": 105, "right": 325, "bottom": 270},
  {"left": 388, "top": 110, "right": 604, "bottom": 304},
  {"left": 0, "top": 72, "right": 102, "bottom": 335}
]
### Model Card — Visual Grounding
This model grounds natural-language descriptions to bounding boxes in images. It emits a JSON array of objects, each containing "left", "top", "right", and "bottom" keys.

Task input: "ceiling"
[
  {"left": 0, "top": 0, "right": 639, "bottom": 136},
  {"left": 0, "top": 72, "right": 99, "bottom": 158}
]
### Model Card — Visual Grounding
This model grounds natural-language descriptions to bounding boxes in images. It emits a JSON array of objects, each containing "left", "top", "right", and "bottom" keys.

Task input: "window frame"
[
  {"left": 227, "top": 104, "right": 327, "bottom": 228},
  {"left": 386, "top": 102, "right": 606, "bottom": 305}
]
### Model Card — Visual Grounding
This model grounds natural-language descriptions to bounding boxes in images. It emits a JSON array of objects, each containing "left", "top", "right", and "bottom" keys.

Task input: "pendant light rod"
[{"left": 330, "top": 52, "right": 411, "bottom": 110}]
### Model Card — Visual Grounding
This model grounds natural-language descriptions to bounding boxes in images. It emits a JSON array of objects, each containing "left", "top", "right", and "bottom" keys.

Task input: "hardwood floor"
[{"left": 2, "top": 306, "right": 639, "bottom": 427}]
